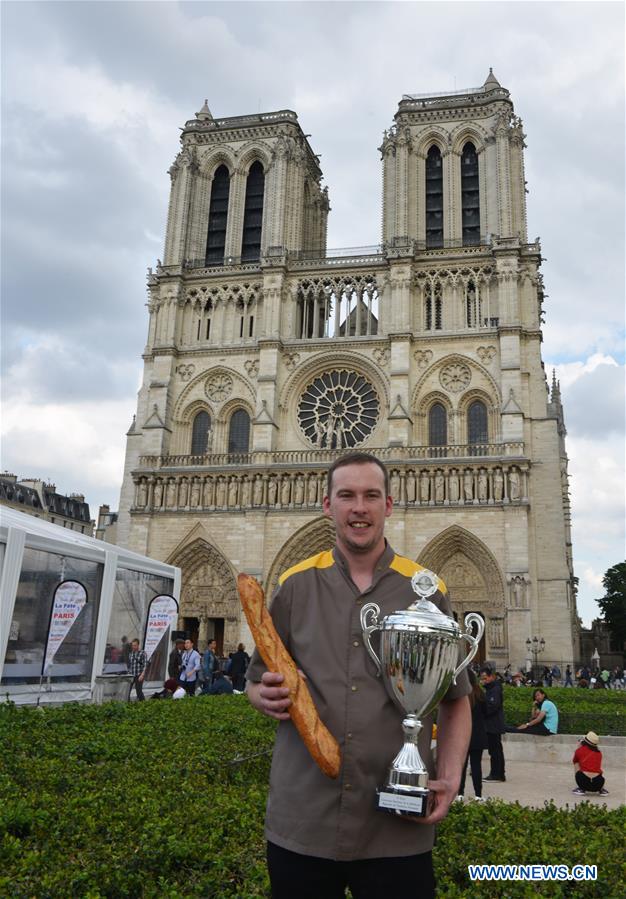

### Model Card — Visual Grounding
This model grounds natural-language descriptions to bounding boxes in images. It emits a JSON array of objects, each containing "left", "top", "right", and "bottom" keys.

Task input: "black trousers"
[
  {"left": 267, "top": 842, "right": 434, "bottom": 899},
  {"left": 486, "top": 732, "right": 505, "bottom": 778},
  {"left": 459, "top": 748, "right": 483, "bottom": 797},
  {"left": 130, "top": 676, "right": 144, "bottom": 701},
  {"left": 575, "top": 771, "right": 605, "bottom": 792}
]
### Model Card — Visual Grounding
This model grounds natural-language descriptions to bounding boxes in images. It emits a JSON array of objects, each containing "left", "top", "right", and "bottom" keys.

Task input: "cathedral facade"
[{"left": 116, "top": 70, "right": 578, "bottom": 670}]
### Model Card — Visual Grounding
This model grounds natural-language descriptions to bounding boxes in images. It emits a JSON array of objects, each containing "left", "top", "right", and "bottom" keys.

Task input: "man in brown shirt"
[{"left": 247, "top": 452, "right": 471, "bottom": 898}]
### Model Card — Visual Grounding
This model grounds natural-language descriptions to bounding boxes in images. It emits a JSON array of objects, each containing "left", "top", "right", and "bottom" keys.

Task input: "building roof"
[{"left": 0, "top": 506, "right": 179, "bottom": 578}]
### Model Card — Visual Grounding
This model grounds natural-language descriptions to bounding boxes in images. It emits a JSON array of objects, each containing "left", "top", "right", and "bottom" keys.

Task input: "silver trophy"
[{"left": 360, "top": 569, "right": 484, "bottom": 818}]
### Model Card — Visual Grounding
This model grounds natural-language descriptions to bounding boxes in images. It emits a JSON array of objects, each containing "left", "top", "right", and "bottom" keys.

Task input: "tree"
[{"left": 596, "top": 562, "right": 626, "bottom": 651}]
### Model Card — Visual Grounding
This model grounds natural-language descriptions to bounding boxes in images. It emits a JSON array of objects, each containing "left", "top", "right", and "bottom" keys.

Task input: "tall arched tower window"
[
  {"left": 425, "top": 146, "right": 443, "bottom": 248},
  {"left": 424, "top": 282, "right": 443, "bottom": 331},
  {"left": 429, "top": 403, "right": 447, "bottom": 447},
  {"left": 205, "top": 165, "right": 230, "bottom": 265},
  {"left": 228, "top": 409, "right": 251, "bottom": 454},
  {"left": 468, "top": 400, "right": 488, "bottom": 446},
  {"left": 461, "top": 142, "right": 480, "bottom": 246},
  {"left": 241, "top": 161, "right": 265, "bottom": 262},
  {"left": 191, "top": 411, "right": 211, "bottom": 455}
]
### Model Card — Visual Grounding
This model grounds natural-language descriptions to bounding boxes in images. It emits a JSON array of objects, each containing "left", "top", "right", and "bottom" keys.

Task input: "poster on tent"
[
  {"left": 144, "top": 595, "right": 179, "bottom": 661},
  {"left": 43, "top": 580, "right": 88, "bottom": 675}
]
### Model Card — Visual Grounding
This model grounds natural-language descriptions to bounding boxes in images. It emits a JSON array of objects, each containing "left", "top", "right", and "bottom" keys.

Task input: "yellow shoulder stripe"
[
  {"left": 278, "top": 550, "right": 335, "bottom": 585},
  {"left": 389, "top": 555, "right": 447, "bottom": 595}
]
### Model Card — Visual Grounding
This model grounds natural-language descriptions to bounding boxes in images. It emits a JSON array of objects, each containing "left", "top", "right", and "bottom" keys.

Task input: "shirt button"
[
  {"left": 351, "top": 685, "right": 358, "bottom": 692},
  {"left": 347, "top": 732, "right": 353, "bottom": 739},
  {"left": 345, "top": 783, "right": 352, "bottom": 791},
  {"left": 353, "top": 640, "right": 360, "bottom": 647}
]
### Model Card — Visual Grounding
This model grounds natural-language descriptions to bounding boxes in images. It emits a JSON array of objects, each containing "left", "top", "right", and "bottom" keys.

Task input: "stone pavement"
[{"left": 459, "top": 747, "right": 625, "bottom": 812}]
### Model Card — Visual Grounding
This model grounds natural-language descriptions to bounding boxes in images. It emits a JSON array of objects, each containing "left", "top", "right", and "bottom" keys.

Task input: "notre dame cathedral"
[{"left": 116, "top": 70, "right": 578, "bottom": 670}]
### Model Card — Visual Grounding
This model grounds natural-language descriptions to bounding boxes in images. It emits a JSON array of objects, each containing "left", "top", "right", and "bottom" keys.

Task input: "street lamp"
[{"left": 525, "top": 636, "right": 545, "bottom": 680}]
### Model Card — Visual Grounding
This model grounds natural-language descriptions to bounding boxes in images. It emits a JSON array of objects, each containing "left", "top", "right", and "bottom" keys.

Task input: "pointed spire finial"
[
  {"left": 196, "top": 99, "right": 213, "bottom": 121},
  {"left": 484, "top": 68, "right": 501, "bottom": 89}
]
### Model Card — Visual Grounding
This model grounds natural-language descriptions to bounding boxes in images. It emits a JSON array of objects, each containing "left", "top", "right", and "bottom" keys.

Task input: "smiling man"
[{"left": 246, "top": 452, "right": 471, "bottom": 899}]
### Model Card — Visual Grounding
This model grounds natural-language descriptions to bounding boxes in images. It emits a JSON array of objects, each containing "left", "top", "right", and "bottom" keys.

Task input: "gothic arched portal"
[
  {"left": 266, "top": 517, "right": 336, "bottom": 599},
  {"left": 418, "top": 526, "right": 506, "bottom": 659},
  {"left": 168, "top": 537, "right": 239, "bottom": 652}
]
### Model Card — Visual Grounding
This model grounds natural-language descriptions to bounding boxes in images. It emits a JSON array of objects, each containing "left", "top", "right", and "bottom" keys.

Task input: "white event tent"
[{"left": 0, "top": 506, "right": 181, "bottom": 705}]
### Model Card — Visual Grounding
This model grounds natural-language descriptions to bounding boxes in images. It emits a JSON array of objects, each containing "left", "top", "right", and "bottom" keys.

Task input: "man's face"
[
  {"left": 480, "top": 671, "right": 494, "bottom": 685},
  {"left": 131, "top": 640, "right": 139, "bottom": 651},
  {"left": 323, "top": 462, "right": 392, "bottom": 558},
  {"left": 184, "top": 639, "right": 193, "bottom": 651},
  {"left": 209, "top": 641, "right": 216, "bottom": 651}
]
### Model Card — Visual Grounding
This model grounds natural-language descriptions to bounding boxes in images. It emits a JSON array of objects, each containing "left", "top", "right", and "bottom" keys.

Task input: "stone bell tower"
[{"left": 116, "top": 73, "right": 577, "bottom": 671}]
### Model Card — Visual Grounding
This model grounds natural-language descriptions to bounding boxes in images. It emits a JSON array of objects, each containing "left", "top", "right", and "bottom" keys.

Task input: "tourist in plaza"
[
  {"left": 168, "top": 637, "right": 184, "bottom": 679},
  {"left": 480, "top": 665, "right": 506, "bottom": 782},
  {"left": 151, "top": 677, "right": 187, "bottom": 699},
  {"left": 564, "top": 665, "right": 574, "bottom": 687},
  {"left": 512, "top": 688, "right": 559, "bottom": 735},
  {"left": 572, "top": 732, "right": 609, "bottom": 795},
  {"left": 457, "top": 670, "right": 487, "bottom": 801},
  {"left": 246, "top": 453, "right": 471, "bottom": 899},
  {"left": 208, "top": 669, "right": 234, "bottom": 695},
  {"left": 127, "top": 638, "right": 148, "bottom": 701},
  {"left": 228, "top": 642, "right": 250, "bottom": 692},
  {"left": 179, "top": 638, "right": 201, "bottom": 696},
  {"left": 202, "top": 638, "right": 219, "bottom": 688}
]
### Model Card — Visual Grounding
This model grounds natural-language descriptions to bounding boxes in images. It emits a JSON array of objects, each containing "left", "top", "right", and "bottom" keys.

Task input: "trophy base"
[{"left": 377, "top": 786, "right": 429, "bottom": 818}]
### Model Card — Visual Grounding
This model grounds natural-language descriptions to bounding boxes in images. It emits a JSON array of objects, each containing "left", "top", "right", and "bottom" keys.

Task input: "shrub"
[
  {"left": 503, "top": 686, "right": 626, "bottom": 735},
  {"left": 0, "top": 698, "right": 623, "bottom": 897}
]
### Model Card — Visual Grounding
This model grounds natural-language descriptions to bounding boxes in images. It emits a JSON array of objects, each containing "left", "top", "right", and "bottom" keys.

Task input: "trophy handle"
[
  {"left": 360, "top": 602, "right": 382, "bottom": 674},
  {"left": 453, "top": 612, "right": 485, "bottom": 683}
]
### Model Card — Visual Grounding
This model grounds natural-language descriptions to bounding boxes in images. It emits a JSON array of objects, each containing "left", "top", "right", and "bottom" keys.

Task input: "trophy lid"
[{"left": 380, "top": 568, "right": 460, "bottom": 636}]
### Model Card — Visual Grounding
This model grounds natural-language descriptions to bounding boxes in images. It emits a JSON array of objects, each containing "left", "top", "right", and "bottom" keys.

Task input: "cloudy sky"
[{"left": 1, "top": 1, "right": 624, "bottom": 625}]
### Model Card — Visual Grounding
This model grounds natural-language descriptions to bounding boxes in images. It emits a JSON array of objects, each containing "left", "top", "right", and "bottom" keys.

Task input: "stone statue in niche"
[
  {"left": 253, "top": 475, "right": 263, "bottom": 506},
  {"left": 203, "top": 477, "right": 214, "bottom": 506},
  {"left": 420, "top": 471, "right": 430, "bottom": 503},
  {"left": 478, "top": 469, "right": 488, "bottom": 502},
  {"left": 178, "top": 479, "right": 189, "bottom": 507},
  {"left": 268, "top": 478, "right": 278, "bottom": 506},
  {"left": 241, "top": 476, "right": 251, "bottom": 508},
  {"left": 434, "top": 471, "right": 445, "bottom": 504},
  {"left": 448, "top": 470, "right": 459, "bottom": 503},
  {"left": 228, "top": 477, "right": 239, "bottom": 507},
  {"left": 406, "top": 471, "right": 416, "bottom": 503},
  {"left": 153, "top": 480, "right": 163, "bottom": 509},
  {"left": 216, "top": 477, "right": 227, "bottom": 507},
  {"left": 190, "top": 479, "right": 201, "bottom": 507},
  {"left": 509, "top": 468, "right": 521, "bottom": 501},
  {"left": 390, "top": 470, "right": 401, "bottom": 502},
  {"left": 166, "top": 480, "right": 177, "bottom": 508},
  {"left": 493, "top": 468, "right": 504, "bottom": 502},
  {"left": 294, "top": 476, "right": 305, "bottom": 505},
  {"left": 489, "top": 618, "right": 504, "bottom": 647},
  {"left": 307, "top": 476, "right": 317, "bottom": 506},
  {"left": 463, "top": 470, "right": 473, "bottom": 502},
  {"left": 137, "top": 480, "right": 147, "bottom": 508},
  {"left": 280, "top": 477, "right": 291, "bottom": 506}
]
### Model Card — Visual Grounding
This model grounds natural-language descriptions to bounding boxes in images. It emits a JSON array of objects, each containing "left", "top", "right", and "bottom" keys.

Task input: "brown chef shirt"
[{"left": 246, "top": 542, "right": 471, "bottom": 861}]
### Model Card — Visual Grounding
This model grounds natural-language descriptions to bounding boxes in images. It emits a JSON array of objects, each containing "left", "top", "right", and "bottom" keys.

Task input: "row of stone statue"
[{"left": 133, "top": 465, "right": 525, "bottom": 511}]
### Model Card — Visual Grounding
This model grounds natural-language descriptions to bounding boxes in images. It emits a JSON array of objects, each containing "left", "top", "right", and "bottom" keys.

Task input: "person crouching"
[{"left": 572, "top": 732, "right": 609, "bottom": 796}]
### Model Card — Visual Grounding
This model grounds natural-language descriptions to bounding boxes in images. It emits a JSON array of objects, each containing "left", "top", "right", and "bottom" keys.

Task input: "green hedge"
[
  {"left": 1, "top": 698, "right": 624, "bottom": 897},
  {"left": 503, "top": 686, "right": 626, "bottom": 735}
]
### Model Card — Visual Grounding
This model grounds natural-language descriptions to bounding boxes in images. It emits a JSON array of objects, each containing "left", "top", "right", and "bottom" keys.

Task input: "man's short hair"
[
  {"left": 479, "top": 665, "right": 493, "bottom": 676},
  {"left": 326, "top": 452, "right": 389, "bottom": 498}
]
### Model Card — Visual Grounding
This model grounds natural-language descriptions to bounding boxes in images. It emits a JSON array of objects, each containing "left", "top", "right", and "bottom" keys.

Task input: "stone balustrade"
[
  {"left": 131, "top": 458, "right": 528, "bottom": 513},
  {"left": 137, "top": 442, "right": 525, "bottom": 471}
]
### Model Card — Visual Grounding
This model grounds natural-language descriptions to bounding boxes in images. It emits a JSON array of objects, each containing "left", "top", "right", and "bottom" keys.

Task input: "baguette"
[{"left": 237, "top": 573, "right": 341, "bottom": 779}]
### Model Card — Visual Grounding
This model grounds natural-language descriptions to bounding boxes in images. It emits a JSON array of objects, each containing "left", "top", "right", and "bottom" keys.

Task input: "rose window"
[
  {"left": 205, "top": 373, "right": 233, "bottom": 401},
  {"left": 298, "top": 369, "right": 379, "bottom": 449},
  {"left": 440, "top": 363, "right": 471, "bottom": 393}
]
